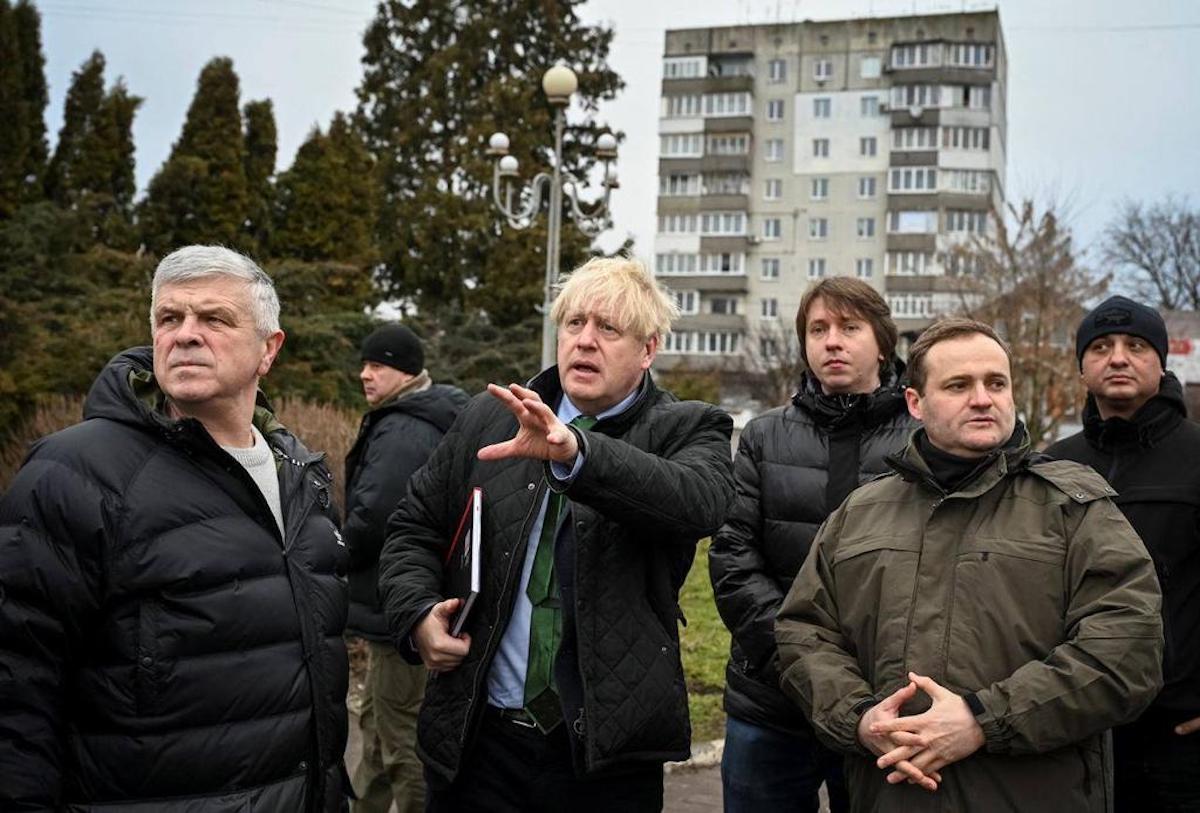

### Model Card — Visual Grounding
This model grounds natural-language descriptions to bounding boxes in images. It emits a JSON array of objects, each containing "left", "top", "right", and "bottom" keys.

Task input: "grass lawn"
[{"left": 679, "top": 538, "right": 730, "bottom": 743}]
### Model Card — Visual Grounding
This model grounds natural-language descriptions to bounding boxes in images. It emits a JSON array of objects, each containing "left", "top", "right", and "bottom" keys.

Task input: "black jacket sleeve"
[
  {"left": 343, "top": 414, "right": 444, "bottom": 572},
  {"left": 0, "top": 450, "right": 109, "bottom": 810},
  {"left": 708, "top": 420, "right": 786, "bottom": 672}
]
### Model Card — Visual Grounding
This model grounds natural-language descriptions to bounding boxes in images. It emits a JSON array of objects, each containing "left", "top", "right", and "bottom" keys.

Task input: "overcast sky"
[{"left": 37, "top": 0, "right": 1200, "bottom": 265}]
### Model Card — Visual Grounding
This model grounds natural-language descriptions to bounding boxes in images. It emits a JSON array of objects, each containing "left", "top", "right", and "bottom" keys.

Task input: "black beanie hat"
[
  {"left": 1075, "top": 295, "right": 1168, "bottom": 370},
  {"left": 361, "top": 324, "right": 425, "bottom": 374}
]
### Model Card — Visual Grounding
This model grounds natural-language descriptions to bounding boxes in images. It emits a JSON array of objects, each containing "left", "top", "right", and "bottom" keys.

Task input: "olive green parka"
[{"left": 776, "top": 432, "right": 1163, "bottom": 813}]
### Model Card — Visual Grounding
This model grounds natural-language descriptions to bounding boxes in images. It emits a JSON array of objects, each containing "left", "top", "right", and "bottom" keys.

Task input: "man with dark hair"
[
  {"left": 377, "top": 257, "right": 734, "bottom": 812},
  {"left": 345, "top": 323, "right": 468, "bottom": 813},
  {"left": 0, "top": 246, "right": 349, "bottom": 810},
  {"left": 1047, "top": 295, "right": 1200, "bottom": 812},
  {"left": 710, "top": 277, "right": 916, "bottom": 812},
  {"left": 777, "top": 316, "right": 1164, "bottom": 812}
]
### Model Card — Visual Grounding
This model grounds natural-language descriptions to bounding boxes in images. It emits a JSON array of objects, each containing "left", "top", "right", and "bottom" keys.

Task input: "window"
[
  {"left": 859, "top": 136, "right": 877, "bottom": 157},
  {"left": 946, "top": 209, "right": 988, "bottom": 234},
  {"left": 706, "top": 133, "right": 750, "bottom": 155},
  {"left": 655, "top": 253, "right": 698, "bottom": 274},
  {"left": 860, "top": 56, "right": 881, "bottom": 79},
  {"left": 671, "top": 289, "right": 699, "bottom": 315},
  {"left": 703, "top": 172, "right": 750, "bottom": 195},
  {"left": 855, "top": 258, "right": 874, "bottom": 278},
  {"left": 892, "top": 127, "right": 938, "bottom": 151},
  {"left": 946, "top": 43, "right": 994, "bottom": 68},
  {"left": 964, "top": 84, "right": 992, "bottom": 110},
  {"left": 890, "top": 84, "right": 941, "bottom": 109},
  {"left": 658, "top": 173, "right": 700, "bottom": 196},
  {"left": 765, "top": 139, "right": 785, "bottom": 162},
  {"left": 710, "top": 296, "right": 739, "bottom": 315},
  {"left": 703, "top": 92, "right": 752, "bottom": 117},
  {"left": 857, "top": 176, "right": 877, "bottom": 198},
  {"left": 664, "top": 329, "right": 743, "bottom": 355},
  {"left": 888, "top": 293, "right": 934, "bottom": 318},
  {"left": 760, "top": 297, "right": 779, "bottom": 319},
  {"left": 659, "top": 133, "right": 703, "bottom": 157},
  {"left": 887, "top": 251, "right": 937, "bottom": 276},
  {"left": 763, "top": 179, "right": 782, "bottom": 200},
  {"left": 813, "top": 97, "right": 831, "bottom": 119},
  {"left": 767, "top": 99, "right": 785, "bottom": 121},
  {"left": 663, "top": 56, "right": 705, "bottom": 79},
  {"left": 663, "top": 94, "right": 702, "bottom": 118},
  {"left": 657, "top": 213, "right": 698, "bottom": 233},
  {"left": 760, "top": 336, "right": 779, "bottom": 358},
  {"left": 809, "top": 218, "right": 829, "bottom": 239},
  {"left": 810, "top": 177, "right": 829, "bottom": 200},
  {"left": 700, "top": 211, "right": 746, "bottom": 236},
  {"left": 942, "top": 169, "right": 991, "bottom": 194},
  {"left": 860, "top": 95, "right": 880, "bottom": 117},
  {"left": 812, "top": 138, "right": 829, "bottom": 158},
  {"left": 891, "top": 42, "right": 942, "bottom": 69},
  {"left": 888, "top": 167, "right": 937, "bottom": 193},
  {"left": 768, "top": 58, "right": 787, "bottom": 82},
  {"left": 700, "top": 253, "right": 744, "bottom": 273},
  {"left": 856, "top": 217, "right": 876, "bottom": 238},
  {"left": 761, "top": 258, "right": 781, "bottom": 280},
  {"left": 813, "top": 59, "right": 832, "bottom": 80},
  {"left": 762, "top": 217, "right": 782, "bottom": 240},
  {"left": 708, "top": 56, "right": 754, "bottom": 77},
  {"left": 888, "top": 210, "right": 937, "bottom": 233},
  {"left": 808, "top": 258, "right": 827, "bottom": 278},
  {"left": 942, "top": 126, "right": 990, "bottom": 150}
]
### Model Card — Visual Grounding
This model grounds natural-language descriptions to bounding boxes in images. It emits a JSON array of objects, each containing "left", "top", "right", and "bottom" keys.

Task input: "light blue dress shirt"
[{"left": 486, "top": 384, "right": 642, "bottom": 709}]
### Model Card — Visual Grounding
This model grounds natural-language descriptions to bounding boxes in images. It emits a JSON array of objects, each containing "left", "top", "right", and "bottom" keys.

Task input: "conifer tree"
[
  {"left": 355, "top": 0, "right": 622, "bottom": 324},
  {"left": 0, "top": 0, "right": 49, "bottom": 216},
  {"left": 139, "top": 57, "right": 250, "bottom": 254},
  {"left": 273, "top": 112, "right": 377, "bottom": 264},
  {"left": 243, "top": 99, "right": 276, "bottom": 253},
  {"left": 45, "top": 51, "right": 107, "bottom": 204}
]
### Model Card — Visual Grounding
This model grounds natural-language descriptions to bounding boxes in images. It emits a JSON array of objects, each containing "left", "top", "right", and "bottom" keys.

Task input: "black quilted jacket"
[
  {"left": 709, "top": 362, "right": 917, "bottom": 733},
  {"left": 344, "top": 381, "right": 469, "bottom": 641},
  {"left": 378, "top": 367, "right": 735, "bottom": 781},
  {"left": 0, "top": 348, "right": 349, "bottom": 812}
]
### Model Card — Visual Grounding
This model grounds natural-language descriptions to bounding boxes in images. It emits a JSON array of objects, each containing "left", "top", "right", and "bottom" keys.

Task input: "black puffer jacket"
[
  {"left": 0, "top": 348, "right": 349, "bottom": 812},
  {"left": 709, "top": 362, "right": 917, "bottom": 733},
  {"left": 378, "top": 368, "right": 734, "bottom": 782},
  {"left": 1046, "top": 372, "right": 1200, "bottom": 716},
  {"left": 344, "top": 378, "right": 469, "bottom": 641}
]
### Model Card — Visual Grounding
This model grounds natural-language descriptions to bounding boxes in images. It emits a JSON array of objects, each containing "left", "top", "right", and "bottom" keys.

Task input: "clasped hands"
[{"left": 856, "top": 672, "right": 985, "bottom": 792}]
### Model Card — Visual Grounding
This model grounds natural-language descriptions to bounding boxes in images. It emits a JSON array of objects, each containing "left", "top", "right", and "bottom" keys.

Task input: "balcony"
[
  {"left": 700, "top": 236, "right": 752, "bottom": 254},
  {"left": 889, "top": 107, "right": 942, "bottom": 128},
  {"left": 660, "top": 74, "right": 754, "bottom": 95},
  {"left": 700, "top": 154, "right": 751, "bottom": 173},
  {"left": 659, "top": 273, "right": 749, "bottom": 293},
  {"left": 890, "top": 150, "right": 937, "bottom": 167},
  {"left": 705, "top": 116, "right": 754, "bottom": 133},
  {"left": 886, "top": 233, "right": 937, "bottom": 253},
  {"left": 676, "top": 313, "right": 747, "bottom": 332},
  {"left": 699, "top": 193, "right": 749, "bottom": 210}
]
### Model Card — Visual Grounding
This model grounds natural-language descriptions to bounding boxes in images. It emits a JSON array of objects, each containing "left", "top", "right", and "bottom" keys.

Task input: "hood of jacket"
[
  {"left": 367, "top": 380, "right": 470, "bottom": 435},
  {"left": 1081, "top": 370, "right": 1186, "bottom": 451}
]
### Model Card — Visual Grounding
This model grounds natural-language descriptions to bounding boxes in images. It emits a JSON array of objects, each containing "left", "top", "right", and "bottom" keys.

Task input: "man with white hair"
[
  {"left": 0, "top": 246, "right": 350, "bottom": 811},
  {"left": 378, "top": 256, "right": 736, "bottom": 811}
]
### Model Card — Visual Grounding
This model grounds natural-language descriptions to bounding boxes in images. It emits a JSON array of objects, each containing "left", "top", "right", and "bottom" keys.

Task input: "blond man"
[{"left": 378, "top": 256, "right": 735, "bottom": 812}]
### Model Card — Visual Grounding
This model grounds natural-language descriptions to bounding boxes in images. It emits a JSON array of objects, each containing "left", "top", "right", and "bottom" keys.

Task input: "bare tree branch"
[{"left": 1104, "top": 197, "right": 1200, "bottom": 310}]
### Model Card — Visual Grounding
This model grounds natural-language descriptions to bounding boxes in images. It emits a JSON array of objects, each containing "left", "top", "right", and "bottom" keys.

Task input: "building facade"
[{"left": 653, "top": 11, "right": 1007, "bottom": 394}]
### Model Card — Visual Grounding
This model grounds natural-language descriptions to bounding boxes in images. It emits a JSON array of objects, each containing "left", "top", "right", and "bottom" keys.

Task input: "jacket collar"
[
  {"left": 526, "top": 365, "right": 657, "bottom": 435},
  {"left": 793, "top": 357, "right": 909, "bottom": 430},
  {"left": 887, "top": 422, "right": 1032, "bottom": 498},
  {"left": 1081, "top": 371, "right": 1185, "bottom": 450}
]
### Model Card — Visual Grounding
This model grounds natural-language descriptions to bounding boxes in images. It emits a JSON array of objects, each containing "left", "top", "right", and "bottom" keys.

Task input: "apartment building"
[{"left": 653, "top": 11, "right": 1007, "bottom": 390}]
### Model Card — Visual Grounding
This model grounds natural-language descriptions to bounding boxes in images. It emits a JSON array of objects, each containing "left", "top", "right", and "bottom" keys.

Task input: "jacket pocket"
[{"left": 134, "top": 600, "right": 161, "bottom": 714}]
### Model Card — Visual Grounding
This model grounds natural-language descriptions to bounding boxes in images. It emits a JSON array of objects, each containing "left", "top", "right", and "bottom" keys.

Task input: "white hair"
[{"left": 150, "top": 245, "right": 281, "bottom": 336}]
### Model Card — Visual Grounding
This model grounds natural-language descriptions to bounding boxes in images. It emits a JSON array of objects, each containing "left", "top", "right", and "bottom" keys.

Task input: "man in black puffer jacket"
[
  {"left": 710, "top": 277, "right": 917, "bottom": 813},
  {"left": 344, "top": 323, "right": 467, "bottom": 813},
  {"left": 1047, "top": 296, "right": 1200, "bottom": 812},
  {"left": 0, "top": 246, "right": 348, "bottom": 811},
  {"left": 378, "top": 257, "right": 734, "bottom": 812}
]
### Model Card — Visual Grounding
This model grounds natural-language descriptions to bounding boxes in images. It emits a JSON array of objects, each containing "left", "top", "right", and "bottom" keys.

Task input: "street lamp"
[{"left": 487, "top": 63, "right": 619, "bottom": 370}]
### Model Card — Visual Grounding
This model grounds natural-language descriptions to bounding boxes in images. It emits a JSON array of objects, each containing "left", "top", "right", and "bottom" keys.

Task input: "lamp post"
[{"left": 487, "top": 63, "right": 619, "bottom": 370}]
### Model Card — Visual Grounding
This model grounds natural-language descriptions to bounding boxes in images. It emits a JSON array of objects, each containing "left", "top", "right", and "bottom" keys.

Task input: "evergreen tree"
[
  {"left": 243, "top": 98, "right": 276, "bottom": 253},
  {"left": 273, "top": 113, "right": 377, "bottom": 264},
  {"left": 45, "top": 51, "right": 107, "bottom": 204},
  {"left": 139, "top": 57, "right": 250, "bottom": 254},
  {"left": 355, "top": 0, "right": 622, "bottom": 325},
  {"left": 14, "top": 0, "right": 47, "bottom": 202},
  {"left": 0, "top": 0, "right": 49, "bottom": 217}
]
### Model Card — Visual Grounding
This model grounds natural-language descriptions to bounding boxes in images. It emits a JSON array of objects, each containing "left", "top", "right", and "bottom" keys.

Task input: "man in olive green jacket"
[{"left": 777, "top": 318, "right": 1163, "bottom": 813}]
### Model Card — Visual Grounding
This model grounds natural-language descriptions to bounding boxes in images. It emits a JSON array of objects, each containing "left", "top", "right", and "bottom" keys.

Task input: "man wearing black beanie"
[
  {"left": 1048, "top": 296, "right": 1200, "bottom": 812},
  {"left": 345, "top": 323, "right": 468, "bottom": 813}
]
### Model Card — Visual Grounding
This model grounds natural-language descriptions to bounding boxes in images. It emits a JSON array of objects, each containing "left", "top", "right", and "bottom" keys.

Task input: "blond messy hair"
[{"left": 550, "top": 256, "right": 678, "bottom": 340}]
